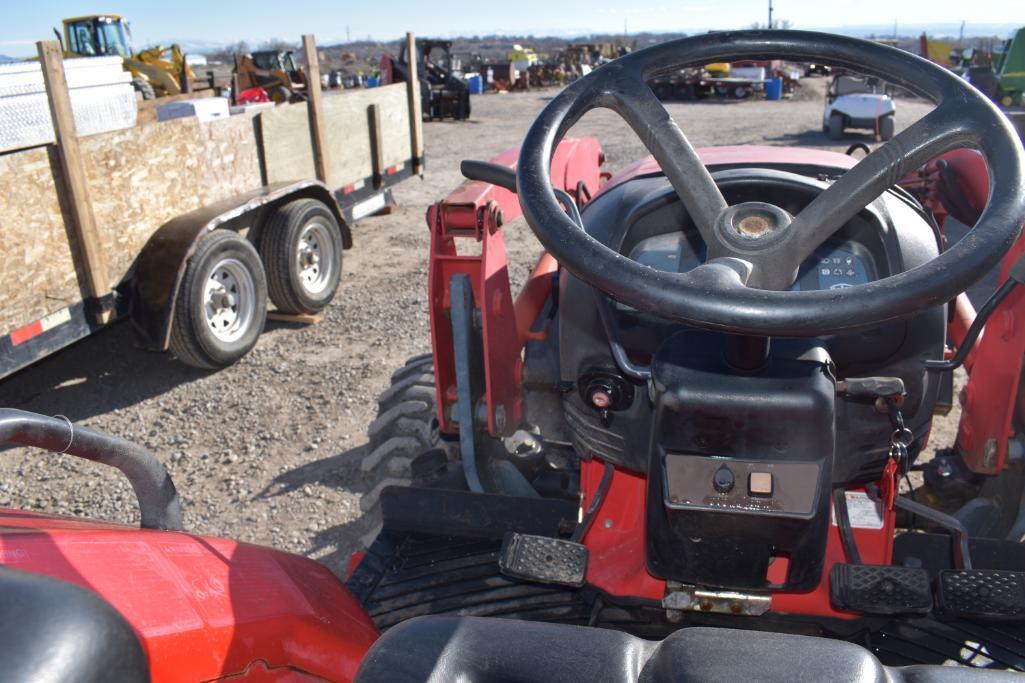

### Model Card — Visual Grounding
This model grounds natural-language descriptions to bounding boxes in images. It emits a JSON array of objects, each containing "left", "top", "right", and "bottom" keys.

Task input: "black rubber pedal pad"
[
  {"left": 830, "top": 563, "right": 932, "bottom": 615},
  {"left": 499, "top": 532, "right": 588, "bottom": 588},
  {"left": 936, "top": 569, "right": 1025, "bottom": 621}
]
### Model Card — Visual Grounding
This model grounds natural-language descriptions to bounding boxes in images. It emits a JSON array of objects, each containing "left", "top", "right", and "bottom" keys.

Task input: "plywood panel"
[
  {"left": 260, "top": 83, "right": 411, "bottom": 186},
  {"left": 0, "top": 146, "right": 81, "bottom": 334},
  {"left": 82, "top": 113, "right": 262, "bottom": 284},
  {"left": 1, "top": 112, "right": 262, "bottom": 336},
  {"left": 259, "top": 101, "right": 316, "bottom": 184}
]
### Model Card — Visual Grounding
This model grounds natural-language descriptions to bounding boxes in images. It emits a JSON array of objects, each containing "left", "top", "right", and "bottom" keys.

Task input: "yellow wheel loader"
[{"left": 57, "top": 14, "right": 208, "bottom": 99}]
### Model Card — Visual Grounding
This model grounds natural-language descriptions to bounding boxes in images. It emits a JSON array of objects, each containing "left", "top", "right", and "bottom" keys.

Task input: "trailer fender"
[{"left": 130, "top": 181, "right": 352, "bottom": 351}]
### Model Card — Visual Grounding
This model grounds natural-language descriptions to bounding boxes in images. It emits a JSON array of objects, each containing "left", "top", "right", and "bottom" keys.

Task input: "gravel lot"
[{"left": 0, "top": 76, "right": 941, "bottom": 576}]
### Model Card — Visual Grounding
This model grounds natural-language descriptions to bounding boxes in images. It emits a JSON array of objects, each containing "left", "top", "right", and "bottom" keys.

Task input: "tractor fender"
[{"left": 130, "top": 180, "right": 352, "bottom": 351}]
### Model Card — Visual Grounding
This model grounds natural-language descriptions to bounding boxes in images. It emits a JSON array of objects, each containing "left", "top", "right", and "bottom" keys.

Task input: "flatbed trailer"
[
  {"left": 0, "top": 34, "right": 425, "bottom": 379},
  {"left": 649, "top": 71, "right": 767, "bottom": 101}
]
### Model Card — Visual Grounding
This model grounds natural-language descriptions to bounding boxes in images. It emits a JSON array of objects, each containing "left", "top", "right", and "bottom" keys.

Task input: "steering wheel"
[{"left": 517, "top": 31, "right": 1025, "bottom": 336}]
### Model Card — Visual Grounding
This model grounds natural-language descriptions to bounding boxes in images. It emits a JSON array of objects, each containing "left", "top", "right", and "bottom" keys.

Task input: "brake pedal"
[
  {"left": 499, "top": 532, "right": 588, "bottom": 587},
  {"left": 936, "top": 569, "right": 1025, "bottom": 620},
  {"left": 830, "top": 563, "right": 932, "bottom": 615}
]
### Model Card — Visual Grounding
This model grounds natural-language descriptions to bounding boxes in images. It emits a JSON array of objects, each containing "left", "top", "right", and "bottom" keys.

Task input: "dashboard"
[{"left": 628, "top": 232, "right": 875, "bottom": 291}]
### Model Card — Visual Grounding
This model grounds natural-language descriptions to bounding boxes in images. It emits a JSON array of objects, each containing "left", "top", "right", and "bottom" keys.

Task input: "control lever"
[{"left": 836, "top": 376, "right": 905, "bottom": 409}]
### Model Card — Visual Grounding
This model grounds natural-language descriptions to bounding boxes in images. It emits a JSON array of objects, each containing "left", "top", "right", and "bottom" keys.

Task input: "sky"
[{"left": 0, "top": 0, "right": 1019, "bottom": 57}]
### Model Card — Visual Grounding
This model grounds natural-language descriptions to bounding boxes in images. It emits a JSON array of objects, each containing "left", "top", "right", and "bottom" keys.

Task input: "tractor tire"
[
  {"left": 169, "top": 230, "right": 267, "bottom": 370},
  {"left": 131, "top": 77, "right": 155, "bottom": 101},
  {"left": 731, "top": 85, "right": 751, "bottom": 99},
  {"left": 358, "top": 354, "right": 455, "bottom": 538},
  {"left": 267, "top": 85, "right": 291, "bottom": 104},
  {"left": 259, "top": 199, "right": 343, "bottom": 315},
  {"left": 879, "top": 114, "right": 895, "bottom": 141},
  {"left": 829, "top": 113, "right": 845, "bottom": 140}
]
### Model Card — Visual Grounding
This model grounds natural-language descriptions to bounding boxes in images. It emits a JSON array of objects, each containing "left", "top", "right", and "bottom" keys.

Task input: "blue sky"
[{"left": 1, "top": 1, "right": 1017, "bottom": 56}]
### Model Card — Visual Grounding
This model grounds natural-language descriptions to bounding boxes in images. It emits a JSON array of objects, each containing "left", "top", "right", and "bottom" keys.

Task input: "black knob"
[{"left": 713, "top": 465, "right": 735, "bottom": 493}]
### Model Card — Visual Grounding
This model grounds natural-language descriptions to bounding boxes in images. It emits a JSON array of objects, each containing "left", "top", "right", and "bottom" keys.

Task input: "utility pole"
[
  {"left": 346, "top": 25, "right": 351, "bottom": 43},
  {"left": 768, "top": 0, "right": 773, "bottom": 29}
]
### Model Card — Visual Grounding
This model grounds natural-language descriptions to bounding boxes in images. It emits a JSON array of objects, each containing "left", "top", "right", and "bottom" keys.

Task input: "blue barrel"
[
  {"left": 366, "top": 76, "right": 379, "bottom": 88},
  {"left": 765, "top": 76, "right": 783, "bottom": 100},
  {"left": 467, "top": 74, "right": 484, "bottom": 94}
]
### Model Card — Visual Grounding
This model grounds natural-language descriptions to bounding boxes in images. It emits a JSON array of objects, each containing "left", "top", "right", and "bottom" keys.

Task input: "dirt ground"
[{"left": 0, "top": 76, "right": 943, "bottom": 576}]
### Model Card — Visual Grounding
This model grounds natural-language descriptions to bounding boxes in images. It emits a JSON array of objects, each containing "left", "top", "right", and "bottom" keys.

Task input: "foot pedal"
[
  {"left": 830, "top": 563, "right": 932, "bottom": 615},
  {"left": 936, "top": 569, "right": 1025, "bottom": 620},
  {"left": 499, "top": 532, "right": 588, "bottom": 587}
]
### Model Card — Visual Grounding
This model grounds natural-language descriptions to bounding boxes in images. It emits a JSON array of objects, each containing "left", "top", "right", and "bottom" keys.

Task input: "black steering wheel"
[{"left": 517, "top": 31, "right": 1025, "bottom": 336}]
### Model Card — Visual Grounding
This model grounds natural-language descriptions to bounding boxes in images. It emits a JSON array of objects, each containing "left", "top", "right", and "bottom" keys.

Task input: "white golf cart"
[{"left": 823, "top": 74, "right": 896, "bottom": 140}]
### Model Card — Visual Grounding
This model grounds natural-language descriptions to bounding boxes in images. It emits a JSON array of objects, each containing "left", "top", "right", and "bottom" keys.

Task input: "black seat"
[
  {"left": 356, "top": 615, "right": 1014, "bottom": 682},
  {"left": 0, "top": 567, "right": 148, "bottom": 682}
]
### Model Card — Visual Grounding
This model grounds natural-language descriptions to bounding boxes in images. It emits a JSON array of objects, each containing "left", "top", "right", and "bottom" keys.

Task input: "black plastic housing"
[
  {"left": 645, "top": 332, "right": 836, "bottom": 591},
  {"left": 554, "top": 170, "right": 944, "bottom": 480}
]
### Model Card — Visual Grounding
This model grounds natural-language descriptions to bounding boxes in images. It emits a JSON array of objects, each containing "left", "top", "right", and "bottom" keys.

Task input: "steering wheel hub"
[{"left": 718, "top": 202, "right": 793, "bottom": 250}]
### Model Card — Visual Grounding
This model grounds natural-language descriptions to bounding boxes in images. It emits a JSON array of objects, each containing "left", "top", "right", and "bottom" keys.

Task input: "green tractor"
[{"left": 965, "top": 26, "right": 1025, "bottom": 108}]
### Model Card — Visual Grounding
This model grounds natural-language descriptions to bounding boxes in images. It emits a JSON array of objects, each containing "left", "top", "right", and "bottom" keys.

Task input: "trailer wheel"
[
  {"left": 829, "top": 113, "right": 845, "bottom": 140},
  {"left": 879, "top": 114, "right": 895, "bottom": 141},
  {"left": 652, "top": 82, "right": 673, "bottom": 100},
  {"left": 259, "top": 199, "right": 343, "bottom": 315},
  {"left": 169, "top": 230, "right": 267, "bottom": 369}
]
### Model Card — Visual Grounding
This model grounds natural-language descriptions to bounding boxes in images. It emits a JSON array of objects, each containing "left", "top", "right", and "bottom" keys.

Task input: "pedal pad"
[
  {"left": 936, "top": 569, "right": 1025, "bottom": 620},
  {"left": 499, "top": 532, "right": 588, "bottom": 587},
  {"left": 830, "top": 563, "right": 932, "bottom": 615}
]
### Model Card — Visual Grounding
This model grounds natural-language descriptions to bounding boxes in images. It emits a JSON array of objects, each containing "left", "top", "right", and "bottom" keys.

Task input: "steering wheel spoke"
[
  {"left": 786, "top": 103, "right": 977, "bottom": 264},
  {"left": 602, "top": 72, "right": 728, "bottom": 247}
]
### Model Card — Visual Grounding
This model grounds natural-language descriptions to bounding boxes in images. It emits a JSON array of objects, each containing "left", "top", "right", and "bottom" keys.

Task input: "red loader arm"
[{"left": 426, "top": 137, "right": 605, "bottom": 438}]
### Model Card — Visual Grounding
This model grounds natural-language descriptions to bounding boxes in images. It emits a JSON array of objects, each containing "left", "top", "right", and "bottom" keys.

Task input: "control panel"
[{"left": 663, "top": 453, "right": 821, "bottom": 519}]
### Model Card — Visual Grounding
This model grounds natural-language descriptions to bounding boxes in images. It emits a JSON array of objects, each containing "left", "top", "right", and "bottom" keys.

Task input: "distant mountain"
[{"left": 0, "top": 54, "right": 18, "bottom": 64}]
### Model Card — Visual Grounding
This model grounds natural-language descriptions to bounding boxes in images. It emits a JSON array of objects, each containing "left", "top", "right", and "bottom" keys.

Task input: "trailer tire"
[
  {"left": 879, "top": 114, "right": 895, "bottom": 141},
  {"left": 131, "top": 77, "right": 155, "bottom": 100},
  {"left": 829, "top": 113, "right": 845, "bottom": 140},
  {"left": 652, "top": 82, "right": 673, "bottom": 100},
  {"left": 358, "top": 355, "right": 455, "bottom": 539},
  {"left": 259, "top": 199, "right": 343, "bottom": 315},
  {"left": 169, "top": 230, "right": 267, "bottom": 369}
]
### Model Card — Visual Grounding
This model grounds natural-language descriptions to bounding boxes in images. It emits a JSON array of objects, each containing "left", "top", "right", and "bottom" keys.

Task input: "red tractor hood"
[{"left": 596, "top": 145, "right": 858, "bottom": 198}]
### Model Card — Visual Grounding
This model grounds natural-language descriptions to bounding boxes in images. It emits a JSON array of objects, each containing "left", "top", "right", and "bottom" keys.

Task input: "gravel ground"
[{"left": 0, "top": 76, "right": 943, "bottom": 576}]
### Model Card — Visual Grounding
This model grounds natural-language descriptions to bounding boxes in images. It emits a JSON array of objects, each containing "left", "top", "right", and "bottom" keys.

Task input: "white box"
[
  {"left": 0, "top": 56, "right": 136, "bottom": 153},
  {"left": 156, "top": 97, "right": 229, "bottom": 123},
  {"left": 229, "top": 101, "right": 275, "bottom": 115},
  {"left": 731, "top": 66, "right": 766, "bottom": 81}
]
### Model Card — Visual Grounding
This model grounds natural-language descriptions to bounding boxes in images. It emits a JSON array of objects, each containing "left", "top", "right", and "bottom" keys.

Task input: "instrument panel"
[{"left": 628, "top": 232, "right": 875, "bottom": 291}]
